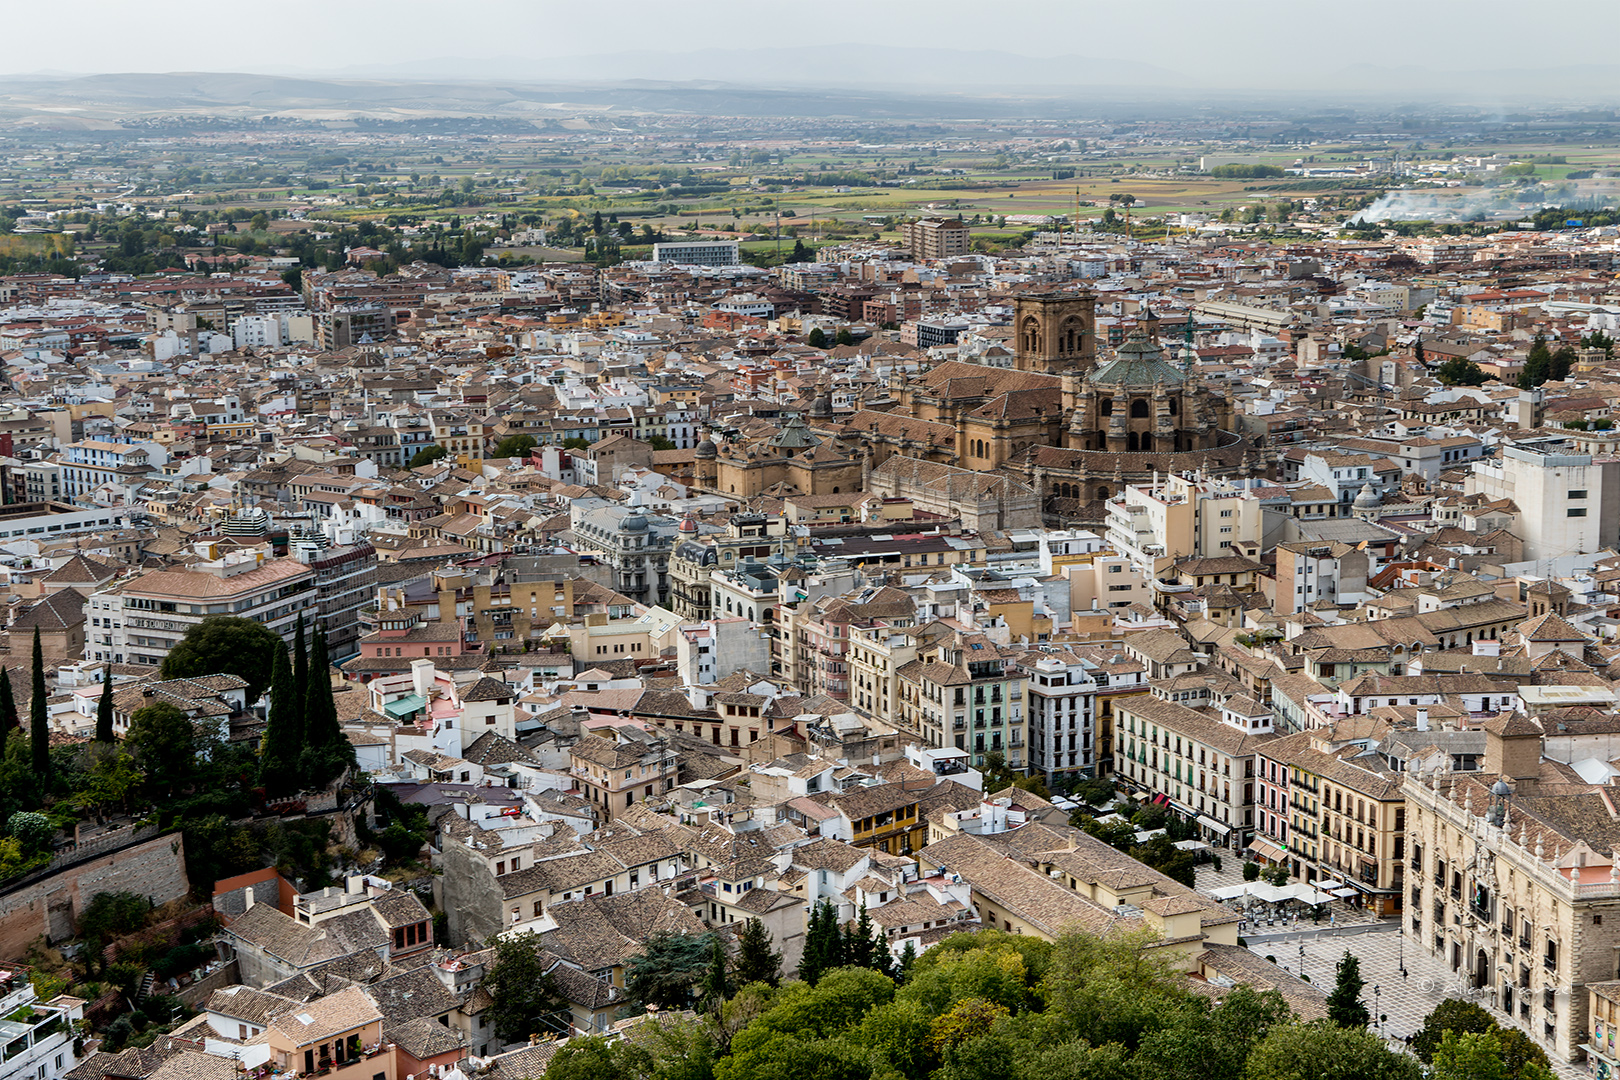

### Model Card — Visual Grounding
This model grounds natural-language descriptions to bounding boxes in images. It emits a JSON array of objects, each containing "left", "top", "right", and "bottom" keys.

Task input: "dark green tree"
[
  {"left": 699, "top": 934, "right": 731, "bottom": 1012},
  {"left": 898, "top": 940, "right": 918, "bottom": 982},
  {"left": 844, "top": 905, "right": 876, "bottom": 970},
  {"left": 798, "top": 899, "right": 844, "bottom": 984},
  {"left": 95, "top": 665, "right": 115, "bottom": 743},
  {"left": 29, "top": 628, "right": 48, "bottom": 784},
  {"left": 734, "top": 917, "right": 781, "bottom": 987},
  {"left": 1436, "top": 357, "right": 1489, "bottom": 386},
  {"left": 492, "top": 434, "right": 538, "bottom": 459},
  {"left": 0, "top": 666, "right": 16, "bottom": 759},
  {"left": 482, "top": 930, "right": 565, "bottom": 1043},
  {"left": 299, "top": 627, "right": 354, "bottom": 788},
  {"left": 807, "top": 327, "right": 827, "bottom": 348},
  {"left": 160, "top": 615, "right": 284, "bottom": 701},
  {"left": 409, "top": 445, "right": 449, "bottom": 468},
  {"left": 1414, "top": 339, "right": 1426, "bottom": 364},
  {"left": 1325, "top": 950, "right": 1370, "bottom": 1028},
  {"left": 627, "top": 932, "right": 715, "bottom": 1011},
  {"left": 1432, "top": 1030, "right": 1555, "bottom": 1080},
  {"left": 1244, "top": 1019, "right": 1421, "bottom": 1080},
  {"left": 835, "top": 328, "right": 855, "bottom": 346},
  {"left": 125, "top": 700, "right": 196, "bottom": 804},
  {"left": 1550, "top": 345, "right": 1576, "bottom": 382},
  {"left": 1411, "top": 999, "right": 1496, "bottom": 1063},
  {"left": 1518, "top": 335, "right": 1553, "bottom": 389},
  {"left": 292, "top": 613, "right": 309, "bottom": 725},
  {"left": 260, "top": 641, "right": 302, "bottom": 796}
]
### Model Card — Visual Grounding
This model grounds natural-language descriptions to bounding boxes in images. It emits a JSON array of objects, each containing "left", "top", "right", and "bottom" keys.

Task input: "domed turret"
[
  {"left": 1353, "top": 483, "right": 1382, "bottom": 513},
  {"left": 622, "top": 511, "right": 649, "bottom": 533},
  {"left": 695, "top": 437, "right": 718, "bottom": 459}
]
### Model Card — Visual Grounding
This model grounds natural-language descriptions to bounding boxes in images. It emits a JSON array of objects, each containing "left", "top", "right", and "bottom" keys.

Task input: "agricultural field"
[{"left": 0, "top": 117, "right": 1616, "bottom": 274}]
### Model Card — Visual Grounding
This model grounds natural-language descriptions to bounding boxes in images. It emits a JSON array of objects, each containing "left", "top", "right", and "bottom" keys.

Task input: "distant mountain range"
[{"left": 0, "top": 46, "right": 1611, "bottom": 128}]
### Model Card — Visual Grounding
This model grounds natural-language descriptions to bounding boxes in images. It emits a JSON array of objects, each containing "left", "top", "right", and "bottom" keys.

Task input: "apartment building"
[
  {"left": 668, "top": 512, "right": 801, "bottom": 622},
  {"left": 293, "top": 536, "right": 379, "bottom": 661},
  {"left": 88, "top": 548, "right": 316, "bottom": 666},
  {"left": 59, "top": 439, "right": 160, "bottom": 502},
  {"left": 569, "top": 503, "right": 676, "bottom": 608},
  {"left": 900, "top": 217, "right": 970, "bottom": 261},
  {"left": 569, "top": 727, "right": 679, "bottom": 822},
  {"left": 898, "top": 634, "right": 1028, "bottom": 770},
  {"left": 1019, "top": 644, "right": 1148, "bottom": 783},
  {"left": 849, "top": 619, "right": 954, "bottom": 728},
  {"left": 1465, "top": 436, "right": 1620, "bottom": 563},
  {"left": 650, "top": 241, "right": 740, "bottom": 267},
  {"left": 779, "top": 585, "right": 915, "bottom": 702},
  {"left": 1115, "top": 689, "right": 1275, "bottom": 851},
  {"left": 0, "top": 969, "right": 83, "bottom": 1080},
  {"left": 1251, "top": 728, "right": 1406, "bottom": 915}
]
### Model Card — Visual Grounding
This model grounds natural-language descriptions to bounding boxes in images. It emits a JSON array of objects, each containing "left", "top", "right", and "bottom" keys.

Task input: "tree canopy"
[
  {"left": 481, "top": 931, "right": 566, "bottom": 1043},
  {"left": 492, "top": 434, "right": 538, "bottom": 459},
  {"left": 1324, "top": 951, "right": 1369, "bottom": 1028},
  {"left": 160, "top": 615, "right": 285, "bottom": 701}
]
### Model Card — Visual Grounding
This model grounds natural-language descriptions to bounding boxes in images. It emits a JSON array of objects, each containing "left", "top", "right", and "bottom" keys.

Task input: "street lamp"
[
  {"left": 1299, "top": 943, "right": 1306, "bottom": 981},
  {"left": 1374, "top": 985, "right": 1382, "bottom": 1035}
]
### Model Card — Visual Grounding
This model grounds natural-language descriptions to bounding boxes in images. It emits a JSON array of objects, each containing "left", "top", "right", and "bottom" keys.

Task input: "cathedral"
[{"left": 689, "top": 289, "right": 1258, "bottom": 523}]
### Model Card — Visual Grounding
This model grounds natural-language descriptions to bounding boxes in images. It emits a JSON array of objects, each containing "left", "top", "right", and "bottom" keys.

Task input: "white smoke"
[{"left": 1350, "top": 179, "right": 1619, "bottom": 224}]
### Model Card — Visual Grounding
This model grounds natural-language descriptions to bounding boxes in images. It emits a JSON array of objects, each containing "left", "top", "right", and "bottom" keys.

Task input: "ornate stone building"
[
  {"left": 1019, "top": 328, "right": 1253, "bottom": 518},
  {"left": 1013, "top": 290, "right": 1097, "bottom": 374},
  {"left": 693, "top": 414, "right": 865, "bottom": 500}
]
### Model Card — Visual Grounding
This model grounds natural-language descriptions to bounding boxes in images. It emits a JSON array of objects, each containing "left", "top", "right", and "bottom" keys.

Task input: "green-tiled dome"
[{"left": 1089, "top": 329, "right": 1186, "bottom": 386}]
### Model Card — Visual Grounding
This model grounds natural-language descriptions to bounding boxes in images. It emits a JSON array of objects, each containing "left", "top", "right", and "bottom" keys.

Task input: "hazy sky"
[{"left": 13, "top": 0, "right": 1616, "bottom": 77}]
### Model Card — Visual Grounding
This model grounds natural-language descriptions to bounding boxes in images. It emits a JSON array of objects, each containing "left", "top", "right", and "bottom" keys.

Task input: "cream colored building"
[{"left": 1403, "top": 719, "right": 1620, "bottom": 1064}]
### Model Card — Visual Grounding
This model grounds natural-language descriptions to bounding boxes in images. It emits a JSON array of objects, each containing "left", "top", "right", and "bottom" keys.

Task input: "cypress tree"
[
  {"left": 845, "top": 904, "right": 875, "bottom": 970},
  {"left": 735, "top": 917, "right": 781, "bottom": 987},
  {"left": 292, "top": 612, "right": 309, "bottom": 726},
  {"left": 0, "top": 665, "right": 14, "bottom": 758},
  {"left": 95, "top": 665, "right": 115, "bottom": 743},
  {"left": 30, "top": 627, "right": 49, "bottom": 784},
  {"left": 260, "top": 642, "right": 301, "bottom": 795},
  {"left": 1326, "top": 949, "right": 1371, "bottom": 1028},
  {"left": 300, "top": 626, "right": 354, "bottom": 787}
]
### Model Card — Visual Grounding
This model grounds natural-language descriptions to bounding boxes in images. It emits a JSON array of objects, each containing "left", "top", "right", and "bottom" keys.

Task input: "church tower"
[{"left": 1013, "top": 291, "right": 1097, "bottom": 375}]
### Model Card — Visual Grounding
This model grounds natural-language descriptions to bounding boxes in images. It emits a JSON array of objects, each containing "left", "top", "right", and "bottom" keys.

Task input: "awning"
[
  {"left": 384, "top": 693, "right": 427, "bottom": 717},
  {"left": 1150, "top": 793, "right": 1170, "bottom": 806},
  {"left": 1333, "top": 887, "right": 1359, "bottom": 898},
  {"left": 1248, "top": 838, "right": 1287, "bottom": 863},
  {"left": 1290, "top": 885, "right": 1336, "bottom": 905},
  {"left": 1196, "top": 814, "right": 1232, "bottom": 835}
]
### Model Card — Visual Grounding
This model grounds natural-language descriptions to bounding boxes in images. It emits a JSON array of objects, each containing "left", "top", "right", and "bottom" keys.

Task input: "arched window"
[
  {"left": 1130, "top": 399, "right": 1150, "bottom": 418},
  {"left": 1127, "top": 431, "right": 1140, "bottom": 452},
  {"left": 1096, "top": 486, "right": 1110, "bottom": 500},
  {"left": 1168, "top": 398, "right": 1178, "bottom": 416},
  {"left": 1021, "top": 317, "right": 1042, "bottom": 355},
  {"left": 1061, "top": 316, "right": 1084, "bottom": 354},
  {"left": 1099, "top": 398, "right": 1113, "bottom": 416},
  {"left": 832, "top": 487, "right": 840, "bottom": 493}
]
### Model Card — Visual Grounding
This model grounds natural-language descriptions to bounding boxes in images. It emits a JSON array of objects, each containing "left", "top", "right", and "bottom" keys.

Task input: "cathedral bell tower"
[{"left": 1013, "top": 291, "right": 1097, "bottom": 375}]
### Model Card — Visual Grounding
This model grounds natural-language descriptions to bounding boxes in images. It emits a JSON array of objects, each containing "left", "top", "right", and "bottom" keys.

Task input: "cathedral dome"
[
  {"left": 1089, "top": 328, "right": 1186, "bottom": 387},
  {"left": 695, "top": 437, "right": 718, "bottom": 459}
]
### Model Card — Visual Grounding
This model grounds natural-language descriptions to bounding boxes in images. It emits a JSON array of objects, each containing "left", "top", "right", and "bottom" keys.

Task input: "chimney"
[
  {"left": 411, "top": 658, "right": 435, "bottom": 700},
  {"left": 1416, "top": 708, "right": 1429, "bottom": 731},
  {"left": 243, "top": 890, "right": 255, "bottom": 913}
]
